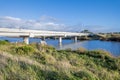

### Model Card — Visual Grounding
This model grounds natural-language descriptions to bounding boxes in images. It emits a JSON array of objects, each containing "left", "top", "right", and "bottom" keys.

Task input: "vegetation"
[
  {"left": 107, "top": 34, "right": 120, "bottom": 41},
  {"left": 0, "top": 41, "right": 120, "bottom": 80},
  {"left": 88, "top": 33, "right": 120, "bottom": 41},
  {"left": 0, "top": 40, "right": 9, "bottom": 45}
]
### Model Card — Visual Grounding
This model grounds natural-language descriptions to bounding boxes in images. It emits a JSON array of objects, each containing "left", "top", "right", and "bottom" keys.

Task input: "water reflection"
[
  {"left": 58, "top": 42, "right": 62, "bottom": 49},
  {"left": 56, "top": 40, "right": 120, "bottom": 56}
]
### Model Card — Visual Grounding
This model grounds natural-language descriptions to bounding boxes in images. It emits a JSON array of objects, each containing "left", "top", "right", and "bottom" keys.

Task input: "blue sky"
[{"left": 0, "top": 0, "right": 120, "bottom": 32}]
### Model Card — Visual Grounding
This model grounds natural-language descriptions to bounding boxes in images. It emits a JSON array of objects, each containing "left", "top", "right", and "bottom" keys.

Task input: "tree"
[{"left": 81, "top": 30, "right": 92, "bottom": 33}]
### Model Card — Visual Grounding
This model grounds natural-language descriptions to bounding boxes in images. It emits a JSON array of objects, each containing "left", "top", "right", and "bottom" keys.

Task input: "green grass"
[
  {"left": 0, "top": 40, "right": 9, "bottom": 45},
  {"left": 0, "top": 41, "right": 120, "bottom": 80}
]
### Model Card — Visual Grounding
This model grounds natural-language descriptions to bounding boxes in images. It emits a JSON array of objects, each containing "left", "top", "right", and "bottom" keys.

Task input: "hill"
[{"left": 0, "top": 40, "right": 120, "bottom": 80}]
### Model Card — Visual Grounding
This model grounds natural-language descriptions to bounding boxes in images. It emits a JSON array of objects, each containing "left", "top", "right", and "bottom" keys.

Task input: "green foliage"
[
  {"left": 36, "top": 43, "right": 56, "bottom": 53},
  {"left": 65, "top": 48, "right": 72, "bottom": 52},
  {"left": 14, "top": 45, "right": 35, "bottom": 55},
  {"left": 76, "top": 47, "right": 87, "bottom": 53},
  {"left": 0, "top": 40, "right": 9, "bottom": 45},
  {"left": 74, "top": 70, "right": 96, "bottom": 80},
  {"left": 44, "top": 71, "right": 71, "bottom": 80},
  {"left": 33, "top": 52, "right": 47, "bottom": 64},
  {"left": 0, "top": 43, "right": 120, "bottom": 80}
]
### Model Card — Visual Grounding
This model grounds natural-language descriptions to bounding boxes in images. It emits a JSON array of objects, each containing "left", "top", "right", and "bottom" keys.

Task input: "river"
[{"left": 0, "top": 37, "right": 120, "bottom": 56}]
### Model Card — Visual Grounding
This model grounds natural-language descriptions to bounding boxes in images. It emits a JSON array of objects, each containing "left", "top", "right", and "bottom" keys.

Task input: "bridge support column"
[
  {"left": 59, "top": 37, "right": 62, "bottom": 43},
  {"left": 23, "top": 36, "right": 29, "bottom": 44},
  {"left": 74, "top": 36, "right": 77, "bottom": 42}
]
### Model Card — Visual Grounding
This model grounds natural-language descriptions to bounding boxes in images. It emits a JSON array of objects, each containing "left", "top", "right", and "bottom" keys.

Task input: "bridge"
[{"left": 0, "top": 28, "right": 89, "bottom": 44}]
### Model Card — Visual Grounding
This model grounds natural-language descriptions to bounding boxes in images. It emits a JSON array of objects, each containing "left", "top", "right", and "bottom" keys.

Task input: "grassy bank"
[
  {"left": 96, "top": 34, "right": 120, "bottom": 42},
  {"left": 0, "top": 40, "right": 120, "bottom": 80}
]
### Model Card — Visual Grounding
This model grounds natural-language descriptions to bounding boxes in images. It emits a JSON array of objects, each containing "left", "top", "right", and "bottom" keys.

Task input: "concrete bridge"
[{"left": 0, "top": 28, "right": 89, "bottom": 44}]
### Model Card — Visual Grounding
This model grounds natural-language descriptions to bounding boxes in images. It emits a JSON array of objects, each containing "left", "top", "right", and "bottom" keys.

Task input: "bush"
[
  {"left": 36, "top": 44, "right": 56, "bottom": 53},
  {"left": 15, "top": 45, "right": 35, "bottom": 55},
  {"left": 76, "top": 47, "right": 86, "bottom": 53},
  {"left": 44, "top": 71, "right": 71, "bottom": 80},
  {"left": 74, "top": 70, "right": 96, "bottom": 80},
  {"left": 65, "top": 48, "right": 72, "bottom": 52},
  {"left": 0, "top": 40, "right": 9, "bottom": 45},
  {"left": 46, "top": 46, "right": 56, "bottom": 53},
  {"left": 86, "top": 50, "right": 112, "bottom": 59}
]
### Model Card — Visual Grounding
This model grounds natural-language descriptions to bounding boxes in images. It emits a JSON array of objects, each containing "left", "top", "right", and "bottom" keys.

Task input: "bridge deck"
[{"left": 0, "top": 28, "right": 88, "bottom": 37}]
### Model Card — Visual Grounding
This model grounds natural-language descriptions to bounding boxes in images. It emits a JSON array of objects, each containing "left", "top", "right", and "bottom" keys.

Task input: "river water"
[{"left": 0, "top": 37, "right": 120, "bottom": 56}]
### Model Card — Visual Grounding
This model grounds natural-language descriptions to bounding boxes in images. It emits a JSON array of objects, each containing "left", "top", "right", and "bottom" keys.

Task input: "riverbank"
[
  {"left": 93, "top": 34, "right": 120, "bottom": 42},
  {"left": 0, "top": 40, "right": 120, "bottom": 80},
  {"left": 103, "top": 34, "right": 120, "bottom": 42}
]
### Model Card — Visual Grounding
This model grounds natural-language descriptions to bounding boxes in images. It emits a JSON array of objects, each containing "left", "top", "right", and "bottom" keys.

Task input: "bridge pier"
[
  {"left": 23, "top": 36, "right": 29, "bottom": 44},
  {"left": 59, "top": 37, "right": 62, "bottom": 43},
  {"left": 74, "top": 36, "right": 77, "bottom": 42},
  {"left": 40, "top": 36, "right": 47, "bottom": 45}
]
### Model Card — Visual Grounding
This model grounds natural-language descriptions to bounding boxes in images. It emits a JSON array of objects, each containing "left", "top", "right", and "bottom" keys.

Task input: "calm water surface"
[{"left": 0, "top": 37, "right": 120, "bottom": 56}]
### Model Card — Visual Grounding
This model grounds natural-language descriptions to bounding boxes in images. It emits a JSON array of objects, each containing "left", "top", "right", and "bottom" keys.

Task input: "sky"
[{"left": 0, "top": 0, "right": 120, "bottom": 32}]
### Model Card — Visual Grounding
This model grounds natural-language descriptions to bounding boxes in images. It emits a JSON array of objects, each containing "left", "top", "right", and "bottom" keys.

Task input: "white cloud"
[
  {"left": 84, "top": 25, "right": 111, "bottom": 33},
  {"left": 40, "top": 15, "right": 58, "bottom": 22},
  {"left": 0, "top": 16, "right": 67, "bottom": 31},
  {"left": 4, "top": 16, "right": 21, "bottom": 21},
  {"left": 0, "top": 16, "right": 116, "bottom": 32}
]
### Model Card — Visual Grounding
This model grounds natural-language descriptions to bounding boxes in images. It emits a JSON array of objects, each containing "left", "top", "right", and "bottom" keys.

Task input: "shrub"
[
  {"left": 86, "top": 50, "right": 112, "bottom": 59},
  {"left": 76, "top": 47, "right": 86, "bottom": 53},
  {"left": 44, "top": 71, "right": 71, "bottom": 80},
  {"left": 0, "top": 40, "right": 9, "bottom": 45},
  {"left": 15, "top": 45, "right": 35, "bottom": 55},
  {"left": 74, "top": 70, "right": 96, "bottom": 80},
  {"left": 94, "top": 50, "right": 112, "bottom": 57},
  {"left": 65, "top": 48, "right": 72, "bottom": 52},
  {"left": 46, "top": 46, "right": 56, "bottom": 53},
  {"left": 36, "top": 44, "right": 56, "bottom": 53}
]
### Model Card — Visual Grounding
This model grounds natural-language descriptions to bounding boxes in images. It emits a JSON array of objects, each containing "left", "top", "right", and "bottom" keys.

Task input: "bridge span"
[{"left": 0, "top": 28, "right": 89, "bottom": 44}]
